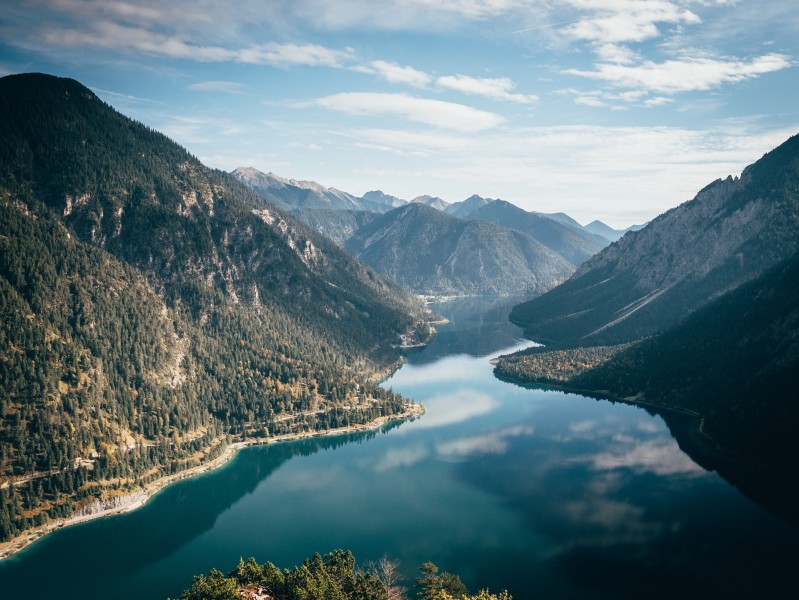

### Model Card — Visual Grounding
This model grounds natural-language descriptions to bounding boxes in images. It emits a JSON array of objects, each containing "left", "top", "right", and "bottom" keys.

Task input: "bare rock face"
[
  {"left": 511, "top": 133, "right": 799, "bottom": 344},
  {"left": 578, "top": 174, "right": 762, "bottom": 289},
  {"left": 77, "top": 491, "right": 146, "bottom": 517}
]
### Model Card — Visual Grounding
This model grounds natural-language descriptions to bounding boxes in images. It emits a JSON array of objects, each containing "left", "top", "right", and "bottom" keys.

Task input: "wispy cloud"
[
  {"left": 307, "top": 92, "right": 505, "bottom": 132},
  {"left": 354, "top": 61, "right": 539, "bottom": 104},
  {"left": 39, "top": 21, "right": 353, "bottom": 67},
  {"left": 276, "top": 0, "right": 541, "bottom": 31},
  {"left": 561, "top": 0, "right": 701, "bottom": 44},
  {"left": 188, "top": 80, "right": 248, "bottom": 94},
  {"left": 237, "top": 42, "right": 354, "bottom": 67},
  {"left": 436, "top": 74, "right": 539, "bottom": 104},
  {"left": 565, "top": 52, "right": 791, "bottom": 94},
  {"left": 354, "top": 60, "right": 433, "bottom": 87}
]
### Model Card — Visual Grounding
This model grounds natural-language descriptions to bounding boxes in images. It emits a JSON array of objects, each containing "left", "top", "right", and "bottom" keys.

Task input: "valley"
[{"left": 2, "top": 2, "right": 799, "bottom": 598}]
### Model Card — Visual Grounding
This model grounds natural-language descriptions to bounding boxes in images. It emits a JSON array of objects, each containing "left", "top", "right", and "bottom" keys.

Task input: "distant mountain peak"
[
  {"left": 445, "top": 194, "right": 493, "bottom": 218},
  {"left": 362, "top": 189, "right": 407, "bottom": 206},
  {"left": 412, "top": 195, "right": 450, "bottom": 211}
]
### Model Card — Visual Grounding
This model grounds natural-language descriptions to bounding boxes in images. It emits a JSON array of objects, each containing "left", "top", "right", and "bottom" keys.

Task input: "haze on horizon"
[{"left": 1, "top": 0, "right": 797, "bottom": 228}]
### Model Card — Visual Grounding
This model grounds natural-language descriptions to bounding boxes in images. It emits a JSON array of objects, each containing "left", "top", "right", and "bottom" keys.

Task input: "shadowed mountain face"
[
  {"left": 344, "top": 203, "right": 575, "bottom": 296},
  {"left": 510, "top": 133, "right": 799, "bottom": 345}
]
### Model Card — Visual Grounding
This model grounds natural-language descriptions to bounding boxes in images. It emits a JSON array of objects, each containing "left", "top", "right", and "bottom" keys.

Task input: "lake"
[{"left": 1, "top": 296, "right": 797, "bottom": 599}]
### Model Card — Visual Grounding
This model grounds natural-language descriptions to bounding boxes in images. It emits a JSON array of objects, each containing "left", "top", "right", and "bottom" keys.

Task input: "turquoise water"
[{"left": 0, "top": 296, "right": 797, "bottom": 599}]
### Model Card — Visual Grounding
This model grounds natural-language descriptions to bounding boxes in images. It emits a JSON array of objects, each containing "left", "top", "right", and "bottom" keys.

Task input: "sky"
[{"left": 1, "top": 1, "right": 798, "bottom": 227}]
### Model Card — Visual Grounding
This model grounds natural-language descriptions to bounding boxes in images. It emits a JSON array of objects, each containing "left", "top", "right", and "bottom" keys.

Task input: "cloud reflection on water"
[
  {"left": 436, "top": 425, "right": 534, "bottom": 461},
  {"left": 373, "top": 444, "right": 429, "bottom": 472},
  {"left": 581, "top": 438, "right": 705, "bottom": 476},
  {"left": 412, "top": 389, "right": 499, "bottom": 429}
]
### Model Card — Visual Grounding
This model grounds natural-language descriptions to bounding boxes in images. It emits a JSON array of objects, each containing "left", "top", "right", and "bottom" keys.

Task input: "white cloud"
[
  {"left": 564, "top": 87, "right": 668, "bottom": 109},
  {"left": 561, "top": 0, "right": 701, "bottom": 44},
  {"left": 355, "top": 60, "right": 433, "bottom": 87},
  {"left": 436, "top": 74, "right": 539, "bottom": 103},
  {"left": 307, "top": 92, "right": 505, "bottom": 132},
  {"left": 188, "top": 80, "right": 248, "bottom": 94},
  {"left": 40, "top": 20, "right": 352, "bottom": 66},
  {"left": 354, "top": 60, "right": 537, "bottom": 105},
  {"left": 237, "top": 42, "right": 353, "bottom": 67},
  {"left": 594, "top": 43, "right": 639, "bottom": 65},
  {"left": 565, "top": 52, "right": 791, "bottom": 94}
]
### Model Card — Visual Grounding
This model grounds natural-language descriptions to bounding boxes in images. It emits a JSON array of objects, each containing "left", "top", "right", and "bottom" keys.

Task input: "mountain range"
[
  {"left": 233, "top": 167, "right": 632, "bottom": 243},
  {"left": 232, "top": 168, "right": 450, "bottom": 214},
  {"left": 234, "top": 168, "right": 623, "bottom": 295}
]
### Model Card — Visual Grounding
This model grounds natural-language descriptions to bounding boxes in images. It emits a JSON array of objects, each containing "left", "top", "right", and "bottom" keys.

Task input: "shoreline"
[{"left": 0, "top": 403, "right": 424, "bottom": 562}]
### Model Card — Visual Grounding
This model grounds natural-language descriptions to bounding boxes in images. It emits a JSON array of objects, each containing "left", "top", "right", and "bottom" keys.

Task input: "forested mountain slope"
[
  {"left": 0, "top": 73, "right": 427, "bottom": 542},
  {"left": 510, "top": 133, "right": 799, "bottom": 345},
  {"left": 345, "top": 203, "right": 574, "bottom": 296}
]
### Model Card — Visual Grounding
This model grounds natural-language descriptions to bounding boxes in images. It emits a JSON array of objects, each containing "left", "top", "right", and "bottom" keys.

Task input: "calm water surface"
[{"left": 1, "top": 296, "right": 797, "bottom": 599}]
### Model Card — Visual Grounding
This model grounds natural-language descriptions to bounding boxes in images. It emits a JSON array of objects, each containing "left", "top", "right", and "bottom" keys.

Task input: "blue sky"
[{"left": 2, "top": 1, "right": 797, "bottom": 227}]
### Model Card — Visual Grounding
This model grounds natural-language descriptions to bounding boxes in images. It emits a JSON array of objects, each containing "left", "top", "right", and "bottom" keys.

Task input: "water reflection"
[
  {"left": 661, "top": 411, "right": 799, "bottom": 528},
  {"left": 451, "top": 397, "right": 799, "bottom": 598},
  {"left": 412, "top": 389, "right": 499, "bottom": 428},
  {"left": 0, "top": 431, "right": 382, "bottom": 600},
  {"left": 435, "top": 425, "right": 534, "bottom": 461},
  {"left": 1, "top": 297, "right": 797, "bottom": 600},
  {"left": 406, "top": 295, "right": 529, "bottom": 365}
]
